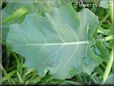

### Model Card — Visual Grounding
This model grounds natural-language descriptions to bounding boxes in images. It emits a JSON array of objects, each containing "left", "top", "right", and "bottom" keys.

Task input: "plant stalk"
[
  {"left": 102, "top": 46, "right": 114, "bottom": 83},
  {"left": 1, "top": 7, "right": 28, "bottom": 24}
]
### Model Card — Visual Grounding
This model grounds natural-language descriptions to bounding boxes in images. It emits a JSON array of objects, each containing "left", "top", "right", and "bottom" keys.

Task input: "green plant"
[
  {"left": 0, "top": 0, "right": 113, "bottom": 85},
  {"left": 6, "top": 5, "right": 102, "bottom": 79}
]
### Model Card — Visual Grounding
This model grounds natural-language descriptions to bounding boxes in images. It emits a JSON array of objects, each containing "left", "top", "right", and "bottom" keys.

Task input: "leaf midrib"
[{"left": 15, "top": 41, "right": 89, "bottom": 46}]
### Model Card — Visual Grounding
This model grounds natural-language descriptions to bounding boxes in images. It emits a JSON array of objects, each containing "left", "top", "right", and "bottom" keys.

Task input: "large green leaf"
[{"left": 6, "top": 5, "right": 102, "bottom": 79}]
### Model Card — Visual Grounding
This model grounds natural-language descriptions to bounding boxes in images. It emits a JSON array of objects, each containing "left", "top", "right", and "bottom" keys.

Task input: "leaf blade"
[{"left": 6, "top": 5, "right": 102, "bottom": 79}]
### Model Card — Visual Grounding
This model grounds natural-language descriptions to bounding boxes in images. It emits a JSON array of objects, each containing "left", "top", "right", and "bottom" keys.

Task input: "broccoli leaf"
[{"left": 6, "top": 5, "right": 102, "bottom": 79}]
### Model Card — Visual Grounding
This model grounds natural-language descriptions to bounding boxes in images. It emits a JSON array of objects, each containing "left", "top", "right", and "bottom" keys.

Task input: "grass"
[{"left": 0, "top": 0, "right": 114, "bottom": 85}]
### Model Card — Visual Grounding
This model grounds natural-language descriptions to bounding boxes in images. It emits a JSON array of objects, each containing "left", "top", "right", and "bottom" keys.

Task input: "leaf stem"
[
  {"left": 100, "top": 34, "right": 113, "bottom": 41},
  {"left": 94, "top": 13, "right": 109, "bottom": 38},
  {"left": 1, "top": 7, "right": 28, "bottom": 24},
  {"left": 64, "top": 80, "right": 81, "bottom": 85},
  {"left": 108, "top": 0, "right": 113, "bottom": 22},
  {"left": 16, "top": 72, "right": 24, "bottom": 83},
  {"left": 102, "top": 46, "right": 114, "bottom": 83},
  {"left": 97, "top": 27, "right": 112, "bottom": 35}
]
